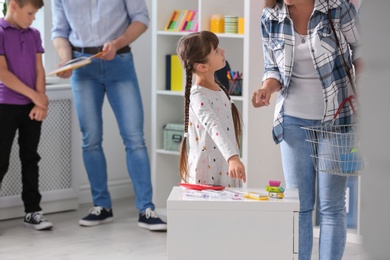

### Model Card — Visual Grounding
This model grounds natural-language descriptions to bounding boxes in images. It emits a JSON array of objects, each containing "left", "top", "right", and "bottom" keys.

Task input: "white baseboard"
[
  {"left": 0, "top": 197, "right": 78, "bottom": 221},
  {"left": 78, "top": 179, "right": 135, "bottom": 205},
  {"left": 0, "top": 179, "right": 135, "bottom": 221}
]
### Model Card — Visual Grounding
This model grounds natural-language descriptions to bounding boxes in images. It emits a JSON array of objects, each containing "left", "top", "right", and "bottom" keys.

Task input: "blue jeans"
[
  {"left": 71, "top": 51, "right": 154, "bottom": 213},
  {"left": 280, "top": 115, "right": 347, "bottom": 260}
]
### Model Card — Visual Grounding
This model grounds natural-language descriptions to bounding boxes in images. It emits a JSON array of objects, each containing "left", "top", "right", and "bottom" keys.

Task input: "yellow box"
[
  {"left": 238, "top": 17, "right": 244, "bottom": 34},
  {"left": 210, "top": 14, "right": 224, "bottom": 33}
]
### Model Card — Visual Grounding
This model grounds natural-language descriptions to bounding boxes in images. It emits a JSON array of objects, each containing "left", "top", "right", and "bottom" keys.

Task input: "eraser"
[
  {"left": 266, "top": 185, "right": 285, "bottom": 193},
  {"left": 269, "top": 180, "right": 281, "bottom": 187}
]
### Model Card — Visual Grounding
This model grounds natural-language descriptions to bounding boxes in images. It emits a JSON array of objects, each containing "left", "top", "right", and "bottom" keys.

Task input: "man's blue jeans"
[
  {"left": 280, "top": 115, "right": 347, "bottom": 260},
  {"left": 71, "top": 51, "right": 154, "bottom": 213}
]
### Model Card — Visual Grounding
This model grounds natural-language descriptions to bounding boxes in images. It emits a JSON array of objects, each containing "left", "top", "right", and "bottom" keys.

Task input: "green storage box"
[{"left": 163, "top": 123, "right": 184, "bottom": 151}]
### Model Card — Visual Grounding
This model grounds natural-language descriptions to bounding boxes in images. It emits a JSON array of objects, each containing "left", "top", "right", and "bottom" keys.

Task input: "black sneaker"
[
  {"left": 138, "top": 208, "right": 167, "bottom": 231},
  {"left": 79, "top": 206, "right": 113, "bottom": 227},
  {"left": 24, "top": 211, "right": 53, "bottom": 230}
]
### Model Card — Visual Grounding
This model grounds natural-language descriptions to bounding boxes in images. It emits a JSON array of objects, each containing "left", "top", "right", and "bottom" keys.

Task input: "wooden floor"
[{"left": 0, "top": 198, "right": 370, "bottom": 260}]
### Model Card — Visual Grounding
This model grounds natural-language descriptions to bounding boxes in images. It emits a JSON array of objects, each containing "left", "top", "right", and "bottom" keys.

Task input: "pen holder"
[{"left": 228, "top": 79, "right": 242, "bottom": 96}]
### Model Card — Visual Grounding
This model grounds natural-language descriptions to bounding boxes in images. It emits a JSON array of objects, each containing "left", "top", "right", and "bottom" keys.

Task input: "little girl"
[{"left": 176, "top": 31, "right": 246, "bottom": 187}]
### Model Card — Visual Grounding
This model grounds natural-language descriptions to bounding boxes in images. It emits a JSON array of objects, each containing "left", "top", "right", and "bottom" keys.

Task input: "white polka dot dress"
[{"left": 186, "top": 85, "right": 241, "bottom": 188}]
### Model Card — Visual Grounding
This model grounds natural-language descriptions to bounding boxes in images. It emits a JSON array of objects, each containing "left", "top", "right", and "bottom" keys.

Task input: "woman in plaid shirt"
[{"left": 252, "top": 0, "right": 362, "bottom": 259}]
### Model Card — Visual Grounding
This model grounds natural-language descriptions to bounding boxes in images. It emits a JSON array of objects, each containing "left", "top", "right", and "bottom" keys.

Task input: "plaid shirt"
[{"left": 261, "top": 0, "right": 361, "bottom": 144}]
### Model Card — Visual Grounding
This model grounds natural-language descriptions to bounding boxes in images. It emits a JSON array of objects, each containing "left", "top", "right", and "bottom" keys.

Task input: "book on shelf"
[
  {"left": 165, "top": 54, "right": 183, "bottom": 91},
  {"left": 165, "top": 10, "right": 198, "bottom": 32},
  {"left": 47, "top": 52, "right": 104, "bottom": 76},
  {"left": 180, "top": 10, "right": 198, "bottom": 32}
]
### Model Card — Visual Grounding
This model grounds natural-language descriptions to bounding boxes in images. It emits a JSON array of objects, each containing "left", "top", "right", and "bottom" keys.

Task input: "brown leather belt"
[{"left": 72, "top": 45, "right": 131, "bottom": 55}]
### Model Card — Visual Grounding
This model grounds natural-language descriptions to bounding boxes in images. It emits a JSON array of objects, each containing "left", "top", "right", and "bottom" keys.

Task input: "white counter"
[{"left": 167, "top": 186, "right": 299, "bottom": 259}]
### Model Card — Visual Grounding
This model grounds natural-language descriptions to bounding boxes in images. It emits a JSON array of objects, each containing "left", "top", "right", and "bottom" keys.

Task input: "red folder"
[{"left": 180, "top": 183, "right": 225, "bottom": 191}]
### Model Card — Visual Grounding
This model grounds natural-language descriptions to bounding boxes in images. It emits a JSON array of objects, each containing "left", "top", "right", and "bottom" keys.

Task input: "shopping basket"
[{"left": 301, "top": 96, "right": 364, "bottom": 176}]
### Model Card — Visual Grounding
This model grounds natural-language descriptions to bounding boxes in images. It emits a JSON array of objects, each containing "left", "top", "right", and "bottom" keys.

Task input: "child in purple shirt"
[{"left": 0, "top": 0, "right": 51, "bottom": 230}]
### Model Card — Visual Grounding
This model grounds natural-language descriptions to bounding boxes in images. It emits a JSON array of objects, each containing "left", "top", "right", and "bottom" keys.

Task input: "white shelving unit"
[{"left": 151, "top": 0, "right": 284, "bottom": 209}]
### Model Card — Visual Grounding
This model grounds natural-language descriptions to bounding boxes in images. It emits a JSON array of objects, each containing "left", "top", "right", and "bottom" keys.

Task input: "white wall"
[{"left": 359, "top": 1, "right": 390, "bottom": 258}]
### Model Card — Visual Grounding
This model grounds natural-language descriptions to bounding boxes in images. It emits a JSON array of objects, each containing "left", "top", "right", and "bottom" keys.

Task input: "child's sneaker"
[
  {"left": 79, "top": 206, "right": 113, "bottom": 227},
  {"left": 24, "top": 211, "right": 53, "bottom": 230},
  {"left": 138, "top": 208, "right": 167, "bottom": 231}
]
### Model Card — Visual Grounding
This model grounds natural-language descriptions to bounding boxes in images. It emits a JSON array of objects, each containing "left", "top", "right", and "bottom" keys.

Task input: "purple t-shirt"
[{"left": 0, "top": 18, "right": 44, "bottom": 105}]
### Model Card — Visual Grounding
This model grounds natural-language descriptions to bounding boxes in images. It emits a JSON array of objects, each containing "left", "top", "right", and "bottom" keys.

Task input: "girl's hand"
[{"left": 228, "top": 155, "right": 246, "bottom": 183}]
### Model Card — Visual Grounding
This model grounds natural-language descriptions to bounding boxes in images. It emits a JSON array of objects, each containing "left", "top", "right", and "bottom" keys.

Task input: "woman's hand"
[
  {"left": 252, "top": 78, "right": 281, "bottom": 108},
  {"left": 252, "top": 88, "right": 272, "bottom": 107}
]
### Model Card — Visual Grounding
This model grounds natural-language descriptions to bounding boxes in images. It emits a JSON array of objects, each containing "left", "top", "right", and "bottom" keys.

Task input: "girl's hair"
[
  {"left": 6, "top": 0, "right": 44, "bottom": 8},
  {"left": 176, "top": 30, "right": 242, "bottom": 182}
]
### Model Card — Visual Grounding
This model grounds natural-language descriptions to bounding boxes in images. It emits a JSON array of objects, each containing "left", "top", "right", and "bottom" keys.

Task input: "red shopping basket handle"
[{"left": 333, "top": 95, "right": 357, "bottom": 120}]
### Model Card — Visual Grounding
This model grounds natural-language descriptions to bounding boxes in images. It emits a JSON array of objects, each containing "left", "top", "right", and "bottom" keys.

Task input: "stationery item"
[
  {"left": 201, "top": 189, "right": 224, "bottom": 198},
  {"left": 179, "top": 183, "right": 225, "bottom": 191},
  {"left": 165, "top": 10, "right": 198, "bottom": 32},
  {"left": 223, "top": 189, "right": 246, "bottom": 200},
  {"left": 226, "top": 70, "right": 242, "bottom": 96},
  {"left": 181, "top": 10, "right": 198, "bottom": 32},
  {"left": 238, "top": 17, "right": 244, "bottom": 34},
  {"left": 245, "top": 192, "right": 269, "bottom": 200},
  {"left": 165, "top": 54, "right": 183, "bottom": 91},
  {"left": 269, "top": 192, "right": 284, "bottom": 199},
  {"left": 184, "top": 190, "right": 209, "bottom": 198},
  {"left": 210, "top": 14, "right": 224, "bottom": 33},
  {"left": 265, "top": 186, "right": 285, "bottom": 193},
  {"left": 47, "top": 52, "right": 104, "bottom": 76},
  {"left": 224, "top": 15, "right": 238, "bottom": 34},
  {"left": 269, "top": 180, "right": 281, "bottom": 187},
  {"left": 165, "top": 10, "right": 188, "bottom": 31}
]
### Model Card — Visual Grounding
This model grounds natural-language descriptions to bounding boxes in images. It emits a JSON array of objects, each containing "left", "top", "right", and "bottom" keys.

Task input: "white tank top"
[{"left": 283, "top": 33, "right": 324, "bottom": 120}]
